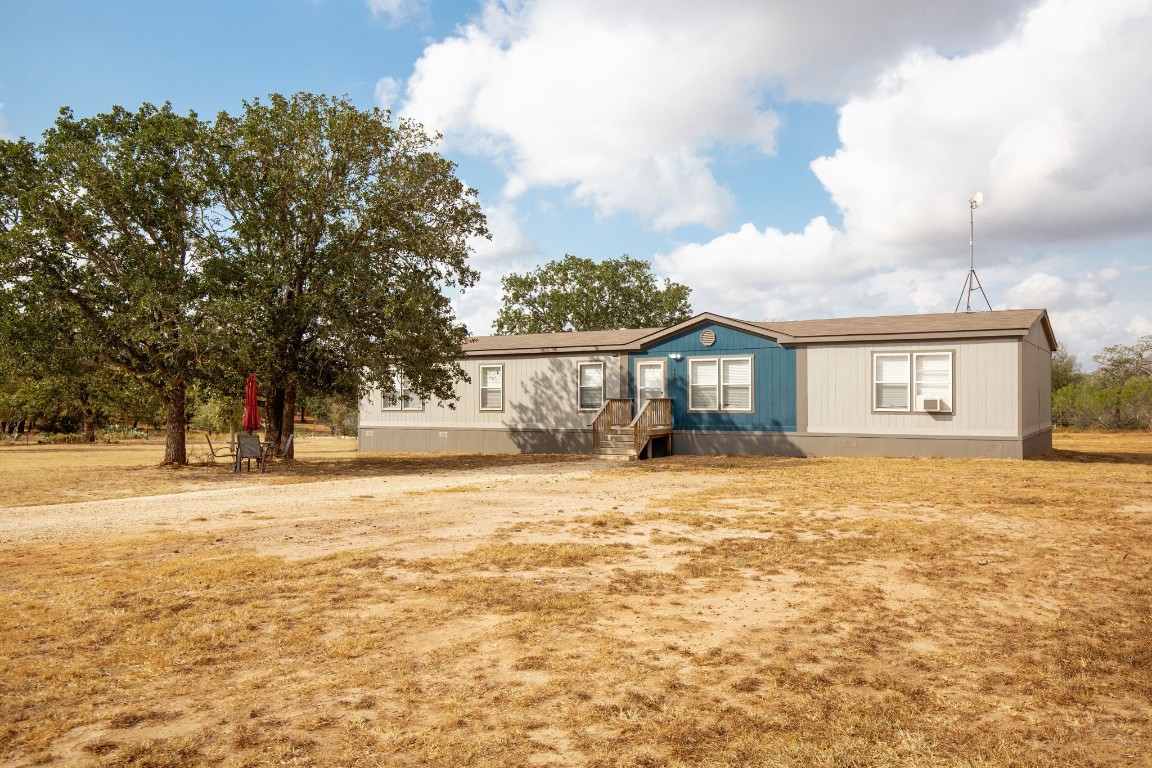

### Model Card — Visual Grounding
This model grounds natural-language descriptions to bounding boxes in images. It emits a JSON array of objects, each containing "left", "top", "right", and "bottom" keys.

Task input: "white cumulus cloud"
[
  {"left": 454, "top": 199, "right": 545, "bottom": 335},
  {"left": 374, "top": 76, "right": 401, "bottom": 113},
  {"left": 1127, "top": 314, "right": 1152, "bottom": 337},
  {"left": 656, "top": 0, "right": 1152, "bottom": 356},
  {"left": 399, "top": 0, "right": 1033, "bottom": 230},
  {"left": 1003, "top": 271, "right": 1112, "bottom": 309},
  {"left": 394, "top": 0, "right": 1152, "bottom": 361},
  {"left": 812, "top": 0, "right": 1152, "bottom": 256}
]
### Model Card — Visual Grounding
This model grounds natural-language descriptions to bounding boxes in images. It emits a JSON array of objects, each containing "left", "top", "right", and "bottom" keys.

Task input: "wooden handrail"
[
  {"left": 590, "top": 398, "right": 633, "bottom": 450},
  {"left": 629, "top": 398, "right": 672, "bottom": 456}
]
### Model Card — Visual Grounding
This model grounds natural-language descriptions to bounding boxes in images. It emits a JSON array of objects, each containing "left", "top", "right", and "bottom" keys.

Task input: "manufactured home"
[{"left": 358, "top": 309, "right": 1055, "bottom": 459}]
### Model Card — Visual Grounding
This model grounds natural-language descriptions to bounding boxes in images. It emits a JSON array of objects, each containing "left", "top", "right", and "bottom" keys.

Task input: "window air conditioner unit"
[{"left": 918, "top": 396, "right": 952, "bottom": 413}]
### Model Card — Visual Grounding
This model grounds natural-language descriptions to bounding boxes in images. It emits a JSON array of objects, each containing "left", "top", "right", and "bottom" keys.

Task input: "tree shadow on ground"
[{"left": 507, "top": 358, "right": 599, "bottom": 455}]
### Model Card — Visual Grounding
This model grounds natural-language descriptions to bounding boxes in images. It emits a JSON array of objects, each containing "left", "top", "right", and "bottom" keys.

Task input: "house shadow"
[
  {"left": 506, "top": 357, "right": 598, "bottom": 455},
  {"left": 1034, "top": 448, "right": 1152, "bottom": 466}
]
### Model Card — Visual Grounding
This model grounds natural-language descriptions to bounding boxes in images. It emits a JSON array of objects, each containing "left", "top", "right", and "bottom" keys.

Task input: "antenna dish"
[{"left": 970, "top": 192, "right": 983, "bottom": 208}]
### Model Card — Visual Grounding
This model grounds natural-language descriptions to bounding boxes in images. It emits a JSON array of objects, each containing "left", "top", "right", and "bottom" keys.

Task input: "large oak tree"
[
  {"left": 494, "top": 254, "right": 693, "bottom": 335},
  {"left": 206, "top": 93, "right": 487, "bottom": 455},
  {"left": 0, "top": 105, "right": 214, "bottom": 463}
]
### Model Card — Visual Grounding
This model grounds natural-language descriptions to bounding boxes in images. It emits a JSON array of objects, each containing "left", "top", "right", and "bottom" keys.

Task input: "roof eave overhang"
[
  {"left": 630, "top": 312, "right": 798, "bottom": 347},
  {"left": 465, "top": 344, "right": 632, "bottom": 357},
  {"left": 1037, "top": 310, "right": 1059, "bottom": 351}
]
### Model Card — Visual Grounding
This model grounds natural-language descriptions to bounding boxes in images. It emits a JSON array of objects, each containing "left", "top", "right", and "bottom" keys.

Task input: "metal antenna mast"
[{"left": 954, "top": 192, "right": 992, "bottom": 313}]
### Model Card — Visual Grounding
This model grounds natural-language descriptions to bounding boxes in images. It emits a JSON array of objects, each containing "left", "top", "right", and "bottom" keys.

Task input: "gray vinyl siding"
[
  {"left": 805, "top": 338, "right": 1019, "bottom": 437},
  {"left": 359, "top": 354, "right": 624, "bottom": 430},
  {"left": 1021, "top": 320, "right": 1053, "bottom": 436}
]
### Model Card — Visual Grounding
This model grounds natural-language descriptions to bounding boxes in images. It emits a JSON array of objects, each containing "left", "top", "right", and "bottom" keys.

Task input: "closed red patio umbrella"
[{"left": 242, "top": 373, "right": 261, "bottom": 433}]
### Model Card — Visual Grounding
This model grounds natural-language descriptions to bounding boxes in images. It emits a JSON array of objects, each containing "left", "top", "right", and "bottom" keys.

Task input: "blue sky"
[{"left": 2, "top": 0, "right": 1150, "bottom": 364}]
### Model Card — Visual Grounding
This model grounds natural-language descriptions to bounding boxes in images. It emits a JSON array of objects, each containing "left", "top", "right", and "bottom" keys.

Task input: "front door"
[{"left": 635, "top": 360, "right": 666, "bottom": 413}]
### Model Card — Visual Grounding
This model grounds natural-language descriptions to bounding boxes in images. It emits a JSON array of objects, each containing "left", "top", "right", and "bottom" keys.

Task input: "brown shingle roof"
[
  {"left": 465, "top": 309, "right": 1054, "bottom": 356},
  {"left": 465, "top": 327, "right": 658, "bottom": 354},
  {"left": 753, "top": 308, "right": 1049, "bottom": 340}
]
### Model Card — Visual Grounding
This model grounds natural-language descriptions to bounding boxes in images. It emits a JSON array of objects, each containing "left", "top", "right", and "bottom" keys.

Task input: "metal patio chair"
[
  {"left": 205, "top": 433, "right": 235, "bottom": 463},
  {"left": 234, "top": 433, "right": 268, "bottom": 473}
]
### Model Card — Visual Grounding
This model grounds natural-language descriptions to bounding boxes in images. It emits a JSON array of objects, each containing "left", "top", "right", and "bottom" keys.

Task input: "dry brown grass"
[
  {"left": 1, "top": 430, "right": 1150, "bottom": 766},
  {"left": 0, "top": 435, "right": 580, "bottom": 508}
]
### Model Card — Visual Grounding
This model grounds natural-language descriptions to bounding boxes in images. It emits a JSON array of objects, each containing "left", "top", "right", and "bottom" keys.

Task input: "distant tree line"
[
  {"left": 1053, "top": 337, "right": 1152, "bottom": 430},
  {"left": 0, "top": 93, "right": 487, "bottom": 462}
]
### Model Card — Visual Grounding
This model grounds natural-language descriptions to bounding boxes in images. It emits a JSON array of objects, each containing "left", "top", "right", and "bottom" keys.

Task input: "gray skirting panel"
[
  {"left": 359, "top": 426, "right": 594, "bottom": 455},
  {"left": 359, "top": 426, "right": 1052, "bottom": 459}
]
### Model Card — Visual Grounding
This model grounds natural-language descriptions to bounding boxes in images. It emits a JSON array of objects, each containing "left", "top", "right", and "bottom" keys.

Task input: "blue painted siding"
[{"left": 628, "top": 323, "right": 797, "bottom": 432}]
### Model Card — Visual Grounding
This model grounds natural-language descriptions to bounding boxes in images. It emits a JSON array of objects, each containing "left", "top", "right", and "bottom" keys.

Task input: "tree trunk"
[
  {"left": 78, "top": 386, "right": 97, "bottom": 443},
  {"left": 162, "top": 382, "right": 188, "bottom": 465},
  {"left": 264, "top": 385, "right": 285, "bottom": 455},
  {"left": 282, "top": 384, "right": 297, "bottom": 458}
]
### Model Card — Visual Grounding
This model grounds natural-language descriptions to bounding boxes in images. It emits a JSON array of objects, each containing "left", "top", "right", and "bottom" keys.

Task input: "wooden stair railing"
[
  {"left": 629, "top": 398, "right": 673, "bottom": 458},
  {"left": 590, "top": 398, "right": 633, "bottom": 453}
]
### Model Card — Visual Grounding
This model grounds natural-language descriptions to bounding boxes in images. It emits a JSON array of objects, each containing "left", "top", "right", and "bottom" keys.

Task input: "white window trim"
[
  {"left": 635, "top": 358, "right": 667, "bottom": 411},
  {"left": 873, "top": 352, "right": 911, "bottom": 413},
  {"left": 381, "top": 372, "right": 424, "bottom": 412},
  {"left": 872, "top": 351, "right": 955, "bottom": 414},
  {"left": 688, "top": 355, "right": 754, "bottom": 413},
  {"left": 479, "top": 363, "right": 504, "bottom": 412},
  {"left": 913, "top": 351, "right": 954, "bottom": 412},
  {"left": 688, "top": 357, "right": 718, "bottom": 412},
  {"left": 721, "top": 356, "right": 754, "bottom": 413},
  {"left": 577, "top": 361, "right": 605, "bottom": 412}
]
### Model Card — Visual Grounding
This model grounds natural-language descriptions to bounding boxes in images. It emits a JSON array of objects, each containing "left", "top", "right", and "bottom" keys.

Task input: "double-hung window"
[
  {"left": 479, "top": 364, "right": 504, "bottom": 411},
  {"left": 721, "top": 357, "right": 752, "bottom": 410},
  {"left": 382, "top": 372, "right": 423, "bottom": 411},
  {"left": 873, "top": 353, "right": 911, "bottom": 411},
  {"left": 577, "top": 362, "right": 604, "bottom": 411},
  {"left": 873, "top": 352, "right": 953, "bottom": 412},
  {"left": 689, "top": 356, "right": 753, "bottom": 412}
]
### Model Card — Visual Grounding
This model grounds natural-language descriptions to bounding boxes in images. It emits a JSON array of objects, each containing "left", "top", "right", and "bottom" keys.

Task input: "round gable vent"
[{"left": 700, "top": 329, "right": 716, "bottom": 346}]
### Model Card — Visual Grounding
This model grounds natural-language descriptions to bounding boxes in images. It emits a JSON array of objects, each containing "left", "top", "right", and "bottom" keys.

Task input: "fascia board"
[{"left": 796, "top": 329, "right": 1031, "bottom": 345}]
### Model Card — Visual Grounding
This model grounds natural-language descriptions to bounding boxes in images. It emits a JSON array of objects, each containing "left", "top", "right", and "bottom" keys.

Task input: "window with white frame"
[
  {"left": 479, "top": 364, "right": 504, "bottom": 411},
  {"left": 721, "top": 357, "right": 752, "bottom": 411},
  {"left": 689, "top": 358, "right": 718, "bottom": 410},
  {"left": 873, "top": 353, "right": 911, "bottom": 411},
  {"left": 577, "top": 362, "right": 604, "bottom": 411},
  {"left": 381, "top": 372, "right": 423, "bottom": 411},
  {"left": 873, "top": 352, "right": 953, "bottom": 412},
  {"left": 914, "top": 352, "right": 953, "bottom": 411},
  {"left": 689, "top": 356, "right": 753, "bottom": 412}
]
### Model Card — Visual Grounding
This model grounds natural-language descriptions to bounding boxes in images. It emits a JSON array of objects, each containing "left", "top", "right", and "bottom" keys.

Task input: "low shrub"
[{"left": 100, "top": 425, "right": 151, "bottom": 441}]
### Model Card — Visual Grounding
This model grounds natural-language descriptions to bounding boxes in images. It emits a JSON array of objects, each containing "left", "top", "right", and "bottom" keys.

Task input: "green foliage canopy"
[
  {"left": 494, "top": 254, "right": 693, "bottom": 334},
  {"left": 1053, "top": 336, "right": 1152, "bottom": 429},
  {"left": 0, "top": 104, "right": 215, "bottom": 462}
]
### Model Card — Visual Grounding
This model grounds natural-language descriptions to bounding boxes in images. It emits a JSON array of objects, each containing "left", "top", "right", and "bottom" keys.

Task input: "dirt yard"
[{"left": 1, "top": 432, "right": 1149, "bottom": 766}]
